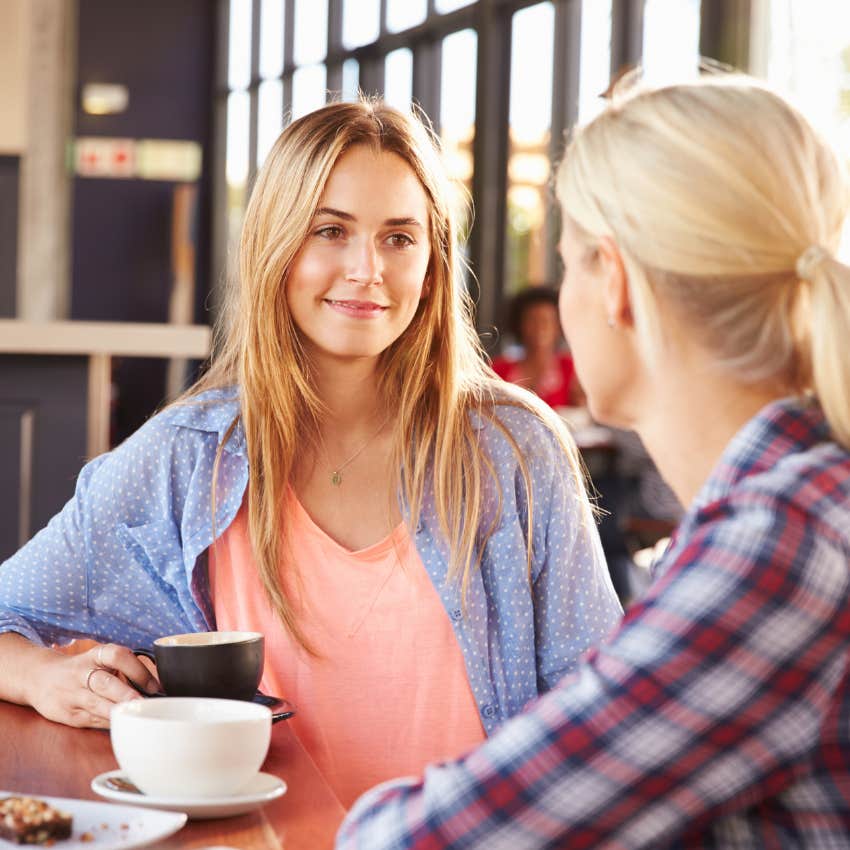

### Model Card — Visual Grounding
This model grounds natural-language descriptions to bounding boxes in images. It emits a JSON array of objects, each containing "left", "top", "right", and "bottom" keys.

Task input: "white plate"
[
  {"left": 0, "top": 791, "right": 186, "bottom": 850},
  {"left": 90, "top": 771, "right": 287, "bottom": 820}
]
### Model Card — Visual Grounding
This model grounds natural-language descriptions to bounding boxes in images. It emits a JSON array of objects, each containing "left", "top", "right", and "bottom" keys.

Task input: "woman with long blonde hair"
[
  {"left": 337, "top": 77, "right": 850, "bottom": 847},
  {"left": 0, "top": 99, "right": 620, "bottom": 806}
]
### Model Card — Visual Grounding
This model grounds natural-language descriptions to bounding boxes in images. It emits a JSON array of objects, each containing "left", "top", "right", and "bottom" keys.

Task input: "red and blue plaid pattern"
[{"left": 337, "top": 397, "right": 850, "bottom": 849}]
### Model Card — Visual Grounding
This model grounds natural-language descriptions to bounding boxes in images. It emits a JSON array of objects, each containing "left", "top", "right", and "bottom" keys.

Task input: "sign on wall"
[{"left": 74, "top": 138, "right": 202, "bottom": 181}]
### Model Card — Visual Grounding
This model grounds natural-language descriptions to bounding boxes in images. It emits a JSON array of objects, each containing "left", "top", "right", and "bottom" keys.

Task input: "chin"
[{"left": 586, "top": 394, "right": 631, "bottom": 430}]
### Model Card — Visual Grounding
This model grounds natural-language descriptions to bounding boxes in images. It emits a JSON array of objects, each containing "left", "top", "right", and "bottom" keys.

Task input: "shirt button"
[
  {"left": 415, "top": 520, "right": 425, "bottom": 534},
  {"left": 450, "top": 608, "right": 463, "bottom": 622},
  {"left": 480, "top": 704, "right": 496, "bottom": 719}
]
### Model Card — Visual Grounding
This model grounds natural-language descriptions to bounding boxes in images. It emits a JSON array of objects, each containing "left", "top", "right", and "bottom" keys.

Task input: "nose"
[{"left": 345, "top": 238, "right": 382, "bottom": 285}]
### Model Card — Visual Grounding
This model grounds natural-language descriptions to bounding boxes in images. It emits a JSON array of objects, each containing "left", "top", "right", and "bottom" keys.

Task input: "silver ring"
[{"left": 85, "top": 667, "right": 101, "bottom": 693}]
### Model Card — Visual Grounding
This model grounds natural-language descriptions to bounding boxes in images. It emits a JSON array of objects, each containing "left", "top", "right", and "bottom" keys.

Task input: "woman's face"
[
  {"left": 557, "top": 220, "right": 634, "bottom": 425},
  {"left": 519, "top": 302, "right": 561, "bottom": 354},
  {"left": 285, "top": 145, "right": 432, "bottom": 368}
]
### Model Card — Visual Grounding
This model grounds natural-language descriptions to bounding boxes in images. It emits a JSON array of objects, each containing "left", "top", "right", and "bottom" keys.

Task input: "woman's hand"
[{"left": 13, "top": 638, "right": 161, "bottom": 728}]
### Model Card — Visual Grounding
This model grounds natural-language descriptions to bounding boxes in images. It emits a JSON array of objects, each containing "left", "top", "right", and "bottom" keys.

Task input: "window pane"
[
  {"left": 762, "top": 0, "right": 850, "bottom": 161},
  {"left": 291, "top": 64, "right": 328, "bottom": 119},
  {"left": 384, "top": 48, "right": 413, "bottom": 111},
  {"left": 642, "top": 0, "right": 700, "bottom": 86},
  {"left": 226, "top": 89, "right": 250, "bottom": 229},
  {"left": 505, "top": 2, "right": 554, "bottom": 293},
  {"left": 257, "top": 79, "right": 283, "bottom": 166},
  {"left": 343, "top": 0, "right": 380, "bottom": 49},
  {"left": 435, "top": 0, "right": 476, "bottom": 13},
  {"left": 441, "top": 29, "right": 477, "bottom": 142},
  {"left": 260, "top": 0, "right": 285, "bottom": 80},
  {"left": 441, "top": 29, "right": 477, "bottom": 246},
  {"left": 578, "top": 0, "right": 612, "bottom": 123},
  {"left": 294, "top": 0, "right": 328, "bottom": 66},
  {"left": 386, "top": 0, "right": 426, "bottom": 33},
  {"left": 228, "top": 0, "right": 253, "bottom": 89},
  {"left": 342, "top": 58, "right": 360, "bottom": 101}
]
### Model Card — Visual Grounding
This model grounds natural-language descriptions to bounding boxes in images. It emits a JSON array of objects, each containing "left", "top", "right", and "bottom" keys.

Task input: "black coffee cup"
[{"left": 134, "top": 631, "right": 264, "bottom": 702}]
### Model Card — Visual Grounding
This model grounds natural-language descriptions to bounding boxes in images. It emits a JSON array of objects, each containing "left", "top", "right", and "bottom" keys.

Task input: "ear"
[{"left": 597, "top": 236, "right": 633, "bottom": 329}]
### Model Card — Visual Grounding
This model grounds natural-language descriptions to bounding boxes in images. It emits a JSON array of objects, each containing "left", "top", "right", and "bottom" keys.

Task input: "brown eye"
[{"left": 316, "top": 225, "right": 344, "bottom": 239}]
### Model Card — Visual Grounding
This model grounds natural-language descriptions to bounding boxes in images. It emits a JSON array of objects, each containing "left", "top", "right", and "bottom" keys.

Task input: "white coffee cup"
[{"left": 110, "top": 697, "right": 272, "bottom": 798}]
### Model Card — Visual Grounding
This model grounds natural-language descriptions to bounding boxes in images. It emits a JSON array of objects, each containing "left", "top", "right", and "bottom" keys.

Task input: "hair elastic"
[{"left": 796, "top": 244, "right": 831, "bottom": 281}]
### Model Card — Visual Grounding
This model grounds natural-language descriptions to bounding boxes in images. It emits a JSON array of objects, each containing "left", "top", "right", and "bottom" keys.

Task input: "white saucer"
[{"left": 91, "top": 770, "right": 287, "bottom": 820}]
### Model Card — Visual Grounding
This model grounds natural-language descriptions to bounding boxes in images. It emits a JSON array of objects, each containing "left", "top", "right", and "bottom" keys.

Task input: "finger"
[
  {"left": 92, "top": 642, "right": 117, "bottom": 670},
  {"left": 67, "top": 705, "right": 111, "bottom": 729},
  {"left": 94, "top": 644, "right": 160, "bottom": 694},
  {"left": 85, "top": 666, "right": 146, "bottom": 705},
  {"left": 55, "top": 682, "right": 116, "bottom": 729}
]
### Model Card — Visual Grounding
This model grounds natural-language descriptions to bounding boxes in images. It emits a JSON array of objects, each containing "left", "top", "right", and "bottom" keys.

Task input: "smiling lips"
[{"left": 323, "top": 298, "right": 389, "bottom": 318}]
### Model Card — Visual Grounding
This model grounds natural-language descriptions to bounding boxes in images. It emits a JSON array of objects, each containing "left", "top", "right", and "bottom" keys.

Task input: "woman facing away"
[
  {"left": 335, "top": 76, "right": 850, "bottom": 847},
  {"left": 0, "top": 100, "right": 621, "bottom": 806}
]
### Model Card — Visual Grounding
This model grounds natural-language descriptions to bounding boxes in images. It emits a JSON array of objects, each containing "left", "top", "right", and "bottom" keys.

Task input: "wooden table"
[{"left": 0, "top": 700, "right": 347, "bottom": 850}]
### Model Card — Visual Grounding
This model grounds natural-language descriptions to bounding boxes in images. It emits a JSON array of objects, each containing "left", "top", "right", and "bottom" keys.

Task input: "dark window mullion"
[
  {"left": 327, "top": 0, "right": 344, "bottom": 96},
  {"left": 546, "top": 0, "right": 581, "bottom": 282},
  {"left": 379, "top": 0, "right": 388, "bottom": 36},
  {"left": 610, "top": 0, "right": 645, "bottom": 78},
  {"left": 359, "top": 54, "right": 386, "bottom": 96},
  {"left": 470, "top": 0, "right": 512, "bottom": 332},
  {"left": 283, "top": 0, "right": 295, "bottom": 115},
  {"left": 700, "top": 0, "right": 752, "bottom": 68},
  {"left": 211, "top": 0, "right": 233, "bottom": 318},
  {"left": 412, "top": 40, "right": 442, "bottom": 131},
  {"left": 248, "top": 0, "right": 262, "bottom": 177}
]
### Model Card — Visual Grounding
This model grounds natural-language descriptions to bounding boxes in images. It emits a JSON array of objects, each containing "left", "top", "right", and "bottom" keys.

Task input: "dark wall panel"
[
  {"left": 75, "top": 0, "right": 215, "bottom": 142},
  {"left": 0, "top": 355, "right": 88, "bottom": 563},
  {"left": 72, "top": 0, "right": 215, "bottom": 439},
  {"left": 0, "top": 156, "right": 19, "bottom": 318}
]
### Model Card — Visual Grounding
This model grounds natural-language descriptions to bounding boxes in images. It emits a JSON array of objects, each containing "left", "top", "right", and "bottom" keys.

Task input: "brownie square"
[{"left": 0, "top": 797, "right": 73, "bottom": 845}]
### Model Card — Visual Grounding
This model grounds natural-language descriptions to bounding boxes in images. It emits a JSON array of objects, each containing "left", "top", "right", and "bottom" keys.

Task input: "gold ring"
[{"left": 85, "top": 667, "right": 101, "bottom": 692}]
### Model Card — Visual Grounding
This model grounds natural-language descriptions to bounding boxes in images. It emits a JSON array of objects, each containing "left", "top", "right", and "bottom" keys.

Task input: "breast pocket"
[{"left": 113, "top": 518, "right": 187, "bottom": 606}]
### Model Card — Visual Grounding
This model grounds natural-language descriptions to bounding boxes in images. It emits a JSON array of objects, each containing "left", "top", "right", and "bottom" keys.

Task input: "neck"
[
  {"left": 629, "top": 355, "right": 790, "bottom": 509},
  {"left": 312, "top": 356, "right": 386, "bottom": 433}
]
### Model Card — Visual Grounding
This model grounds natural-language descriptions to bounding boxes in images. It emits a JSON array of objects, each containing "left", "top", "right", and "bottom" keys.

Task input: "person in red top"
[{"left": 492, "top": 286, "right": 582, "bottom": 408}]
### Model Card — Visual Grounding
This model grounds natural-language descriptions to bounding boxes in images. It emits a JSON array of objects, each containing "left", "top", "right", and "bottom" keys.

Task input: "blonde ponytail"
[{"left": 806, "top": 252, "right": 850, "bottom": 449}]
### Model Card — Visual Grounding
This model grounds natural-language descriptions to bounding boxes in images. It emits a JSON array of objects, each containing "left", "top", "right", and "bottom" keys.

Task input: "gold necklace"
[{"left": 324, "top": 417, "right": 389, "bottom": 486}]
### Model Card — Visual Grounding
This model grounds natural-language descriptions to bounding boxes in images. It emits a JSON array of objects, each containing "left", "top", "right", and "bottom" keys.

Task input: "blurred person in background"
[
  {"left": 337, "top": 75, "right": 850, "bottom": 848},
  {"left": 491, "top": 286, "right": 583, "bottom": 408}
]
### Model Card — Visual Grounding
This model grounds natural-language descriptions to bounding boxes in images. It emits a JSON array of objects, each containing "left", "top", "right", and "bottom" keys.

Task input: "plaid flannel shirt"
[{"left": 336, "top": 396, "right": 850, "bottom": 849}]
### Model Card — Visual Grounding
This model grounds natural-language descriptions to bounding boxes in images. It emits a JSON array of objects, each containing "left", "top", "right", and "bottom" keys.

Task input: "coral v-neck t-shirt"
[{"left": 208, "top": 492, "right": 486, "bottom": 807}]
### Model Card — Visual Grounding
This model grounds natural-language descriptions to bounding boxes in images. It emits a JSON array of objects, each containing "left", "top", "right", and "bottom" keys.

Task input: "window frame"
[{"left": 213, "top": 0, "right": 685, "bottom": 333}]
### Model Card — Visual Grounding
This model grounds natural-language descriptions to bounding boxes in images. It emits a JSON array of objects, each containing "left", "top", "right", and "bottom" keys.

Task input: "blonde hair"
[
  {"left": 191, "top": 99, "right": 583, "bottom": 648},
  {"left": 557, "top": 74, "right": 850, "bottom": 449}
]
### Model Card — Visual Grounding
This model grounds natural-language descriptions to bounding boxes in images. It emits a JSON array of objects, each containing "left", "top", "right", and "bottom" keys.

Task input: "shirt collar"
[
  {"left": 166, "top": 387, "right": 246, "bottom": 456},
  {"left": 691, "top": 394, "right": 829, "bottom": 512}
]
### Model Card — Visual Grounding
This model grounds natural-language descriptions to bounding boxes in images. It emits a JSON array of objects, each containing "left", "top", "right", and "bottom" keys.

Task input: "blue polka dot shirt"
[{"left": 0, "top": 388, "right": 622, "bottom": 732}]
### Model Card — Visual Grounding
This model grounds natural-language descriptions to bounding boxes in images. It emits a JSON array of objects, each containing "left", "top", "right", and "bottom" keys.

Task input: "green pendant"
[{"left": 331, "top": 471, "right": 342, "bottom": 486}]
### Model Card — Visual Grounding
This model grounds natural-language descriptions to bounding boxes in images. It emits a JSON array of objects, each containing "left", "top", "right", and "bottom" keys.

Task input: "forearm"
[
  {"left": 338, "top": 509, "right": 850, "bottom": 849},
  {"left": 0, "top": 632, "right": 57, "bottom": 706}
]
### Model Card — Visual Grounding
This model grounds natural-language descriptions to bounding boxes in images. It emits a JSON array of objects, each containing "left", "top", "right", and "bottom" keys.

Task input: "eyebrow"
[{"left": 314, "top": 207, "right": 424, "bottom": 229}]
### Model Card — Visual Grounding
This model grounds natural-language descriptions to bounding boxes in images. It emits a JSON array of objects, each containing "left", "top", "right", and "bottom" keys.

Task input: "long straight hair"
[{"left": 191, "top": 99, "right": 585, "bottom": 649}]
